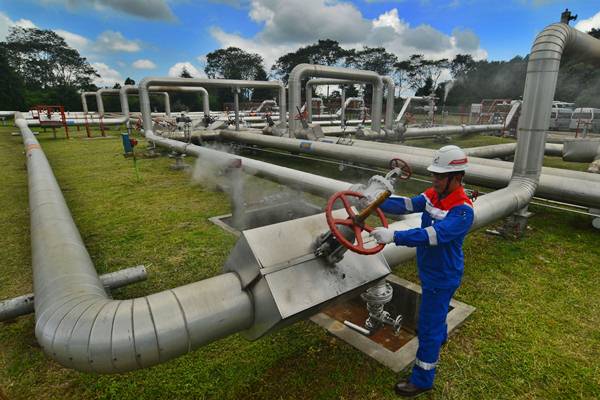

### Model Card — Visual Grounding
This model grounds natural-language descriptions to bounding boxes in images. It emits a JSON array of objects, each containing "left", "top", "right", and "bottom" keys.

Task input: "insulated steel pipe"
[
  {"left": 330, "top": 139, "right": 581, "bottom": 180},
  {"left": 101, "top": 88, "right": 170, "bottom": 118},
  {"left": 305, "top": 77, "right": 395, "bottom": 131},
  {"left": 81, "top": 92, "right": 97, "bottom": 114},
  {"left": 119, "top": 85, "right": 209, "bottom": 124},
  {"left": 382, "top": 76, "right": 395, "bottom": 131},
  {"left": 0, "top": 266, "right": 148, "bottom": 322},
  {"left": 220, "top": 130, "right": 600, "bottom": 208},
  {"left": 306, "top": 78, "right": 357, "bottom": 123},
  {"left": 288, "top": 64, "right": 383, "bottom": 133},
  {"left": 149, "top": 86, "right": 211, "bottom": 117},
  {"left": 138, "top": 77, "right": 286, "bottom": 128},
  {"left": 15, "top": 113, "right": 254, "bottom": 373}
]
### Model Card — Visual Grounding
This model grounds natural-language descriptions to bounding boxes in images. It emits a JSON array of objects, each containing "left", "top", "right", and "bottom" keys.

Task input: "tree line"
[{"left": 1, "top": 26, "right": 599, "bottom": 112}]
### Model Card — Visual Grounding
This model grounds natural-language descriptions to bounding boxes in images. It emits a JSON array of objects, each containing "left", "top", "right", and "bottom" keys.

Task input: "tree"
[
  {"left": 3, "top": 26, "right": 98, "bottom": 110},
  {"left": 180, "top": 67, "right": 193, "bottom": 78},
  {"left": 450, "top": 54, "right": 475, "bottom": 79},
  {"left": 346, "top": 46, "right": 398, "bottom": 76},
  {"left": 252, "top": 67, "right": 273, "bottom": 102},
  {"left": 171, "top": 67, "right": 199, "bottom": 112},
  {"left": 5, "top": 27, "right": 98, "bottom": 90},
  {"left": 205, "top": 47, "right": 264, "bottom": 80},
  {"left": 205, "top": 47, "right": 266, "bottom": 108},
  {"left": 394, "top": 60, "right": 412, "bottom": 96},
  {"left": 345, "top": 46, "right": 398, "bottom": 108},
  {"left": 0, "top": 44, "right": 25, "bottom": 110},
  {"left": 124, "top": 77, "right": 135, "bottom": 85},
  {"left": 271, "top": 39, "right": 349, "bottom": 83},
  {"left": 404, "top": 55, "right": 450, "bottom": 94}
]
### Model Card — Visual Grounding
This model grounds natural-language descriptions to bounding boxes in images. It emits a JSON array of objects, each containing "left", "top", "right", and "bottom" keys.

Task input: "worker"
[{"left": 370, "top": 145, "right": 474, "bottom": 397}]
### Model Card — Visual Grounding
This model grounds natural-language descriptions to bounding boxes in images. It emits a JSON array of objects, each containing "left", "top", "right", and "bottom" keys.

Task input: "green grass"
[{"left": 1, "top": 125, "right": 599, "bottom": 399}]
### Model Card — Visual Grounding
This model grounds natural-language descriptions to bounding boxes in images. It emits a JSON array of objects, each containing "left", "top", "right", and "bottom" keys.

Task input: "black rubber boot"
[{"left": 394, "top": 378, "right": 432, "bottom": 397}]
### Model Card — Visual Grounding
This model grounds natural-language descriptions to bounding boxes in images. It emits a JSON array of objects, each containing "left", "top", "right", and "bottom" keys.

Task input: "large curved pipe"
[
  {"left": 15, "top": 112, "right": 254, "bottom": 373},
  {"left": 19, "top": 22, "right": 600, "bottom": 375},
  {"left": 138, "top": 77, "right": 285, "bottom": 128},
  {"left": 381, "top": 76, "right": 395, "bottom": 131},
  {"left": 288, "top": 64, "right": 383, "bottom": 133},
  {"left": 149, "top": 86, "right": 211, "bottom": 117},
  {"left": 119, "top": 85, "right": 209, "bottom": 125},
  {"left": 305, "top": 78, "right": 367, "bottom": 124},
  {"left": 81, "top": 92, "right": 97, "bottom": 114}
]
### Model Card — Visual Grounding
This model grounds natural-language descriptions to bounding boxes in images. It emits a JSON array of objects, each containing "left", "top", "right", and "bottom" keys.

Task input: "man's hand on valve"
[{"left": 371, "top": 227, "right": 395, "bottom": 244}]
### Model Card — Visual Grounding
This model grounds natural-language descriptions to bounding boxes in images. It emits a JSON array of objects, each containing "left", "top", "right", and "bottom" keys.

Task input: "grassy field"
[{"left": 1, "top": 124, "right": 599, "bottom": 399}]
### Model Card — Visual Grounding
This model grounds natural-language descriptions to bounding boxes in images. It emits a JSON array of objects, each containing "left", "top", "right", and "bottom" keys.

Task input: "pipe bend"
[
  {"left": 15, "top": 113, "right": 254, "bottom": 374},
  {"left": 35, "top": 273, "right": 252, "bottom": 373}
]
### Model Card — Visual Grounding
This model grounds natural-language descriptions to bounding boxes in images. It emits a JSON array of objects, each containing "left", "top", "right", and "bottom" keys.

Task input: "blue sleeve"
[
  {"left": 393, "top": 205, "right": 474, "bottom": 247},
  {"left": 380, "top": 194, "right": 426, "bottom": 215}
]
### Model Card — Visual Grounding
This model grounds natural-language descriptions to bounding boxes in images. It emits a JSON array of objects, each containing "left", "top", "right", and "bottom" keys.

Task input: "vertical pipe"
[
  {"left": 163, "top": 92, "right": 171, "bottom": 116},
  {"left": 234, "top": 88, "right": 240, "bottom": 131},
  {"left": 306, "top": 84, "right": 313, "bottom": 123},
  {"left": 96, "top": 91, "right": 105, "bottom": 117},
  {"left": 340, "top": 86, "right": 346, "bottom": 129},
  {"left": 81, "top": 93, "right": 89, "bottom": 114},
  {"left": 382, "top": 76, "right": 395, "bottom": 131}
]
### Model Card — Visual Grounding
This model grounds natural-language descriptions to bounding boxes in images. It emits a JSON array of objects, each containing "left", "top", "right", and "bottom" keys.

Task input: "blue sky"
[{"left": 0, "top": 0, "right": 599, "bottom": 87}]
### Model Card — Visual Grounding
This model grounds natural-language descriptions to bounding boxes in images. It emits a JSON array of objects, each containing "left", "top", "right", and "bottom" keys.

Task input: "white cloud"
[
  {"left": 14, "top": 18, "right": 37, "bottom": 29},
  {"left": 0, "top": 12, "right": 38, "bottom": 40},
  {"left": 168, "top": 62, "right": 207, "bottom": 78},
  {"left": 133, "top": 59, "right": 157, "bottom": 69},
  {"left": 372, "top": 8, "right": 407, "bottom": 34},
  {"left": 575, "top": 11, "right": 600, "bottom": 33},
  {"left": 95, "top": 30, "right": 141, "bottom": 52},
  {"left": 210, "top": 2, "right": 488, "bottom": 70},
  {"left": 55, "top": 29, "right": 91, "bottom": 50},
  {"left": 92, "top": 62, "right": 123, "bottom": 87}
]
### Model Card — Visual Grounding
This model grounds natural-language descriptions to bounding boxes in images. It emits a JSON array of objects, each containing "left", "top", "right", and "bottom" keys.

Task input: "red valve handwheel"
[
  {"left": 325, "top": 190, "right": 388, "bottom": 255},
  {"left": 389, "top": 158, "right": 412, "bottom": 180}
]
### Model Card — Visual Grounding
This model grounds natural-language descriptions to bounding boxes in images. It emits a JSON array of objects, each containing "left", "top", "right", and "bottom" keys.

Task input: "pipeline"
[
  {"left": 0, "top": 265, "right": 147, "bottom": 322},
  {"left": 119, "top": 85, "right": 210, "bottom": 126},
  {"left": 221, "top": 130, "right": 600, "bottom": 208},
  {"left": 17, "top": 20, "right": 600, "bottom": 375},
  {"left": 139, "top": 77, "right": 286, "bottom": 131},
  {"left": 325, "top": 138, "right": 588, "bottom": 182},
  {"left": 15, "top": 113, "right": 254, "bottom": 373},
  {"left": 305, "top": 79, "right": 368, "bottom": 124},
  {"left": 562, "top": 138, "right": 600, "bottom": 173},
  {"left": 288, "top": 64, "right": 383, "bottom": 133}
]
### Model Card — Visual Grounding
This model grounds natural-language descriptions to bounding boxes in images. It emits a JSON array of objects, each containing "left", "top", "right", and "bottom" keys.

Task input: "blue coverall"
[{"left": 380, "top": 186, "right": 474, "bottom": 389}]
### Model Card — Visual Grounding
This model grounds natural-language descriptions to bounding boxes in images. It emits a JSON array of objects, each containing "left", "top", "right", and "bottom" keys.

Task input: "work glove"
[{"left": 371, "top": 227, "right": 395, "bottom": 244}]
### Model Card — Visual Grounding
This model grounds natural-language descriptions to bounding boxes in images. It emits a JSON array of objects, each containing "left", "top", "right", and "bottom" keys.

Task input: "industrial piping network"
[
  {"left": 317, "top": 137, "right": 593, "bottom": 183},
  {"left": 98, "top": 88, "right": 171, "bottom": 118},
  {"left": 288, "top": 64, "right": 384, "bottom": 134},
  {"left": 304, "top": 77, "right": 396, "bottom": 132},
  {"left": 305, "top": 78, "right": 367, "bottom": 125},
  {"left": 15, "top": 21, "right": 600, "bottom": 374},
  {"left": 294, "top": 66, "right": 503, "bottom": 139},
  {"left": 119, "top": 85, "right": 211, "bottom": 125},
  {"left": 138, "top": 77, "right": 286, "bottom": 132}
]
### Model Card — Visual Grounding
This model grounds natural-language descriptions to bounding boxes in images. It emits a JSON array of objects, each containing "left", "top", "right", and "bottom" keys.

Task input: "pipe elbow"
[{"left": 33, "top": 273, "right": 253, "bottom": 374}]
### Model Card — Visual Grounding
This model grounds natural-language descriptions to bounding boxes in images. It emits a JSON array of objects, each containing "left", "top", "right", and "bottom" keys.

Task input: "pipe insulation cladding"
[
  {"left": 12, "top": 21, "right": 600, "bottom": 375},
  {"left": 15, "top": 113, "right": 254, "bottom": 373},
  {"left": 288, "top": 64, "right": 384, "bottom": 133}
]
